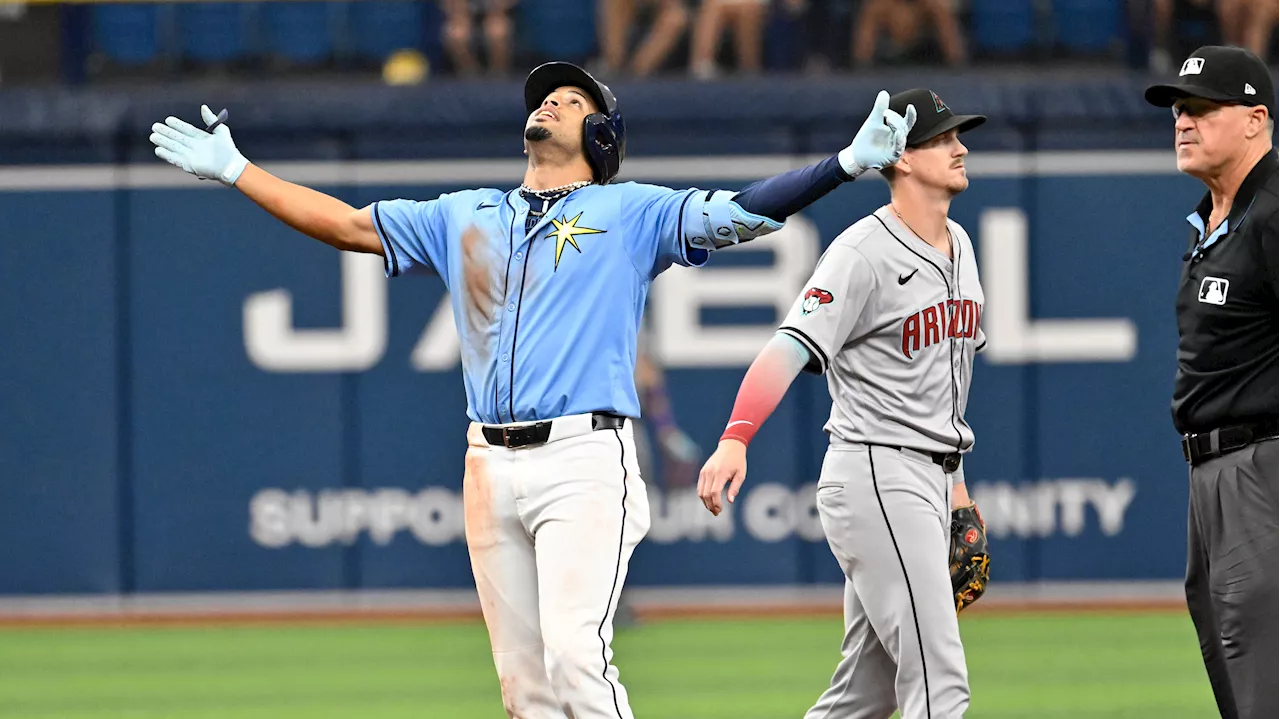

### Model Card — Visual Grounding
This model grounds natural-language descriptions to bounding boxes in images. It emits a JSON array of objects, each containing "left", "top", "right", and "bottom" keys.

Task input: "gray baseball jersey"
[
  {"left": 779, "top": 205, "right": 986, "bottom": 454},
  {"left": 787, "top": 205, "right": 986, "bottom": 717}
]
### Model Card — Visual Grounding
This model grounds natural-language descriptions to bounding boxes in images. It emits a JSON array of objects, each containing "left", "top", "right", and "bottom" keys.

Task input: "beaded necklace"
[{"left": 520, "top": 180, "right": 592, "bottom": 233}]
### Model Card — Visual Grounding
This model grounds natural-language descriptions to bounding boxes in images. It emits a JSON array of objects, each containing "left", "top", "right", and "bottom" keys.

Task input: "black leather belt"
[
  {"left": 1181, "top": 419, "right": 1278, "bottom": 466},
  {"left": 884, "top": 445, "right": 963, "bottom": 473},
  {"left": 481, "top": 412, "right": 626, "bottom": 449}
]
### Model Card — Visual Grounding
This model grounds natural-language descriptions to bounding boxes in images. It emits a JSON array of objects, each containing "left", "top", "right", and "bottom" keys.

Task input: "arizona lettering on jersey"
[
  {"left": 902, "top": 299, "right": 983, "bottom": 359},
  {"left": 778, "top": 206, "right": 986, "bottom": 454}
]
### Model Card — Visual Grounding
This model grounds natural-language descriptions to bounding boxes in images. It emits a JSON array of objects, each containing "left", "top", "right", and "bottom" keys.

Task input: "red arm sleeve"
[{"left": 719, "top": 333, "right": 812, "bottom": 446}]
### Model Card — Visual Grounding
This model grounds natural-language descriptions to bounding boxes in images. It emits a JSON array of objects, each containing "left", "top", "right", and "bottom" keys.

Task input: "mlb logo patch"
[
  {"left": 1198, "top": 277, "right": 1229, "bottom": 305},
  {"left": 1180, "top": 58, "right": 1205, "bottom": 76}
]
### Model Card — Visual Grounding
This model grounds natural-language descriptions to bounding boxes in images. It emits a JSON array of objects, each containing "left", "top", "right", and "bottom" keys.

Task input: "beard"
[{"left": 525, "top": 125, "right": 552, "bottom": 143}]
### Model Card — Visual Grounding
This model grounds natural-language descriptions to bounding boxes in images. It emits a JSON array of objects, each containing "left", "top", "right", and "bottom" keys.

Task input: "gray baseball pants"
[
  {"left": 805, "top": 444, "right": 969, "bottom": 719},
  {"left": 1185, "top": 438, "right": 1278, "bottom": 719}
]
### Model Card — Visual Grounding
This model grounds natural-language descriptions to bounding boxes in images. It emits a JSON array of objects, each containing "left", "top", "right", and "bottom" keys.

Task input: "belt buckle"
[
  {"left": 501, "top": 423, "right": 545, "bottom": 448},
  {"left": 942, "top": 454, "right": 961, "bottom": 473},
  {"left": 501, "top": 426, "right": 527, "bottom": 448},
  {"left": 1180, "top": 435, "right": 1193, "bottom": 463}
]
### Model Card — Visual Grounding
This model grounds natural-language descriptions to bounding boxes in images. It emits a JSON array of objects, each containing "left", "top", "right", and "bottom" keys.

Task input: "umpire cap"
[
  {"left": 890, "top": 89, "right": 986, "bottom": 147},
  {"left": 1145, "top": 45, "right": 1277, "bottom": 120},
  {"left": 524, "top": 62, "right": 627, "bottom": 185}
]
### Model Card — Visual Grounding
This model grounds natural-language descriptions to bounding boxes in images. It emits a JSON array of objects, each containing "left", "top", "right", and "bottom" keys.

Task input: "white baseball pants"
[{"left": 464, "top": 414, "right": 650, "bottom": 719}]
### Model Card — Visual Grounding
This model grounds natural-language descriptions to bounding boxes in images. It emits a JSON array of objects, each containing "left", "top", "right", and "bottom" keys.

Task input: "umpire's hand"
[{"left": 698, "top": 439, "right": 748, "bottom": 516}]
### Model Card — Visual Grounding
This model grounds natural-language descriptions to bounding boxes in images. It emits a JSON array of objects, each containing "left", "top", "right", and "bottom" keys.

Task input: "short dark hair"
[{"left": 879, "top": 165, "right": 898, "bottom": 184}]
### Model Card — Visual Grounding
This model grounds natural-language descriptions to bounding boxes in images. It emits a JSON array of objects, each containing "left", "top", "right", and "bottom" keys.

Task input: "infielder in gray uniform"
[{"left": 699, "top": 89, "right": 991, "bottom": 719}]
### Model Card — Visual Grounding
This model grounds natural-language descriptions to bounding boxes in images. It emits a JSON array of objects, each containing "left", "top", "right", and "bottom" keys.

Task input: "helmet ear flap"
[{"left": 583, "top": 110, "right": 625, "bottom": 184}]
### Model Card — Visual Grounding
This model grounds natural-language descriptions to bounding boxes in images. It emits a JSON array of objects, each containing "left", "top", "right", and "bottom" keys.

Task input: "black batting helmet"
[{"left": 524, "top": 62, "right": 626, "bottom": 185}]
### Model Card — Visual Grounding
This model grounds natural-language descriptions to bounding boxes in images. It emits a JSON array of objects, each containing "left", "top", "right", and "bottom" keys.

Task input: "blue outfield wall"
[{"left": 0, "top": 152, "right": 1207, "bottom": 595}]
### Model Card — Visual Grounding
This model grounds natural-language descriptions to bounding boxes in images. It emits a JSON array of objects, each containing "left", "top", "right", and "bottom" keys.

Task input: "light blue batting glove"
[
  {"left": 838, "top": 90, "right": 917, "bottom": 178},
  {"left": 149, "top": 105, "right": 249, "bottom": 186}
]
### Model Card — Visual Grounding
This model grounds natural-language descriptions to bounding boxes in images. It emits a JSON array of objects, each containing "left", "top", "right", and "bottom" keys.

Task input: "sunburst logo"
[{"left": 550, "top": 213, "right": 605, "bottom": 270}]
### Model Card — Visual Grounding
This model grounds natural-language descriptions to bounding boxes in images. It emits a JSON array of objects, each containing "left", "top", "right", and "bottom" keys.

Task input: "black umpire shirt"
[{"left": 1172, "top": 150, "right": 1279, "bottom": 435}]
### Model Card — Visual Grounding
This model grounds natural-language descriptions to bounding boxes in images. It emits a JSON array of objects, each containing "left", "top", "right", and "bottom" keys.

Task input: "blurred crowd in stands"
[{"left": 0, "top": 0, "right": 1274, "bottom": 86}]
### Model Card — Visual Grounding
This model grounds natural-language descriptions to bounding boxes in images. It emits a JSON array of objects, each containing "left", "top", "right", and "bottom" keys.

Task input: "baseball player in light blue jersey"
[{"left": 149, "top": 62, "right": 916, "bottom": 719}]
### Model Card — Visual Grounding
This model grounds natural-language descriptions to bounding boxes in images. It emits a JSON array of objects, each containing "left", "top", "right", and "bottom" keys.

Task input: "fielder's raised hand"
[{"left": 150, "top": 105, "right": 249, "bottom": 186}]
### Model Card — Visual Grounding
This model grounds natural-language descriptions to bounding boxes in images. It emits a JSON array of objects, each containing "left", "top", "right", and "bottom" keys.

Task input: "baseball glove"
[{"left": 949, "top": 503, "right": 990, "bottom": 613}]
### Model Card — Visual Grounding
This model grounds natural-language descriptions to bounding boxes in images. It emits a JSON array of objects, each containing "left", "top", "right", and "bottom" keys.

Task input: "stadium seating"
[
  {"left": 1052, "top": 0, "right": 1122, "bottom": 54},
  {"left": 968, "top": 0, "right": 1036, "bottom": 55},
  {"left": 91, "top": 5, "right": 160, "bottom": 66},
  {"left": 177, "top": 2, "right": 250, "bottom": 65},
  {"left": 348, "top": 1, "right": 426, "bottom": 63},
  {"left": 262, "top": 2, "right": 336, "bottom": 66},
  {"left": 517, "top": 0, "right": 595, "bottom": 65}
]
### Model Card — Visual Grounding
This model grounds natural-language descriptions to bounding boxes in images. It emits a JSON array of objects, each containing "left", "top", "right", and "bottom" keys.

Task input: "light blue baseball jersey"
[{"left": 372, "top": 182, "right": 780, "bottom": 424}]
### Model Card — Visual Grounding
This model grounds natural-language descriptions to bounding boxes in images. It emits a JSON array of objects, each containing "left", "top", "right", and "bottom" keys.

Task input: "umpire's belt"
[
  {"left": 885, "top": 445, "right": 963, "bottom": 473},
  {"left": 481, "top": 412, "right": 627, "bottom": 449},
  {"left": 1181, "top": 419, "right": 1278, "bottom": 466}
]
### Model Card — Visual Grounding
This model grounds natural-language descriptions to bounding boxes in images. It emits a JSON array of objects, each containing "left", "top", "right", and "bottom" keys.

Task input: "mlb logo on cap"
[{"left": 1146, "top": 46, "right": 1278, "bottom": 121}]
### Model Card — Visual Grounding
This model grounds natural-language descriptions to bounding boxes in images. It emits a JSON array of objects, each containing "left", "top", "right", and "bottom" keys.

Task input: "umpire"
[{"left": 1146, "top": 45, "right": 1278, "bottom": 719}]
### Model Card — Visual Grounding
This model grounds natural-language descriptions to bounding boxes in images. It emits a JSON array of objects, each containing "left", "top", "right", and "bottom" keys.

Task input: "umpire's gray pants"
[
  {"left": 806, "top": 445, "right": 969, "bottom": 719},
  {"left": 1185, "top": 438, "right": 1278, "bottom": 719}
]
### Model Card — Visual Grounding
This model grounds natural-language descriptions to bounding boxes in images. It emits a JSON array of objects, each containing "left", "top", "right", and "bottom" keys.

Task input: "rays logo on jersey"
[
  {"left": 550, "top": 212, "right": 605, "bottom": 270},
  {"left": 901, "top": 299, "right": 982, "bottom": 359},
  {"left": 801, "top": 287, "right": 834, "bottom": 315}
]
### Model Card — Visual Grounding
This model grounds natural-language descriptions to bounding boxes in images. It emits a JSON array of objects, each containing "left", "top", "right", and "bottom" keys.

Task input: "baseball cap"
[
  {"left": 890, "top": 88, "right": 986, "bottom": 147},
  {"left": 1144, "top": 45, "right": 1277, "bottom": 119}
]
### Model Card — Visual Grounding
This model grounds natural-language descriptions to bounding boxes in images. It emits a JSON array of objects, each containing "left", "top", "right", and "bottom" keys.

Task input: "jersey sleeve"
[
  {"left": 778, "top": 244, "right": 877, "bottom": 374},
  {"left": 369, "top": 193, "right": 455, "bottom": 278},
  {"left": 621, "top": 183, "right": 783, "bottom": 278}
]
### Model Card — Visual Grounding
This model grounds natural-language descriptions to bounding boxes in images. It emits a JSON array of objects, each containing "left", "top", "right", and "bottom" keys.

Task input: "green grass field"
[{"left": 0, "top": 612, "right": 1214, "bottom": 718}]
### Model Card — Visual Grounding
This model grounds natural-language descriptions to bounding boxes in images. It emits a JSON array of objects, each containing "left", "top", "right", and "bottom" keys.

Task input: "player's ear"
[{"left": 894, "top": 152, "right": 911, "bottom": 178}]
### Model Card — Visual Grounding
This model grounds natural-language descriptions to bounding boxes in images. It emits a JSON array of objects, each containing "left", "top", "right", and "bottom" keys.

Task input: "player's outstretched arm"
[
  {"left": 235, "top": 165, "right": 381, "bottom": 254},
  {"left": 727, "top": 90, "right": 917, "bottom": 224},
  {"left": 697, "top": 333, "right": 811, "bottom": 516},
  {"left": 150, "top": 105, "right": 382, "bottom": 255}
]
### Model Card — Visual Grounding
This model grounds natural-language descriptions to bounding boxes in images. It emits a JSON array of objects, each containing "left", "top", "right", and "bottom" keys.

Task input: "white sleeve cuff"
[{"left": 837, "top": 145, "right": 865, "bottom": 178}]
